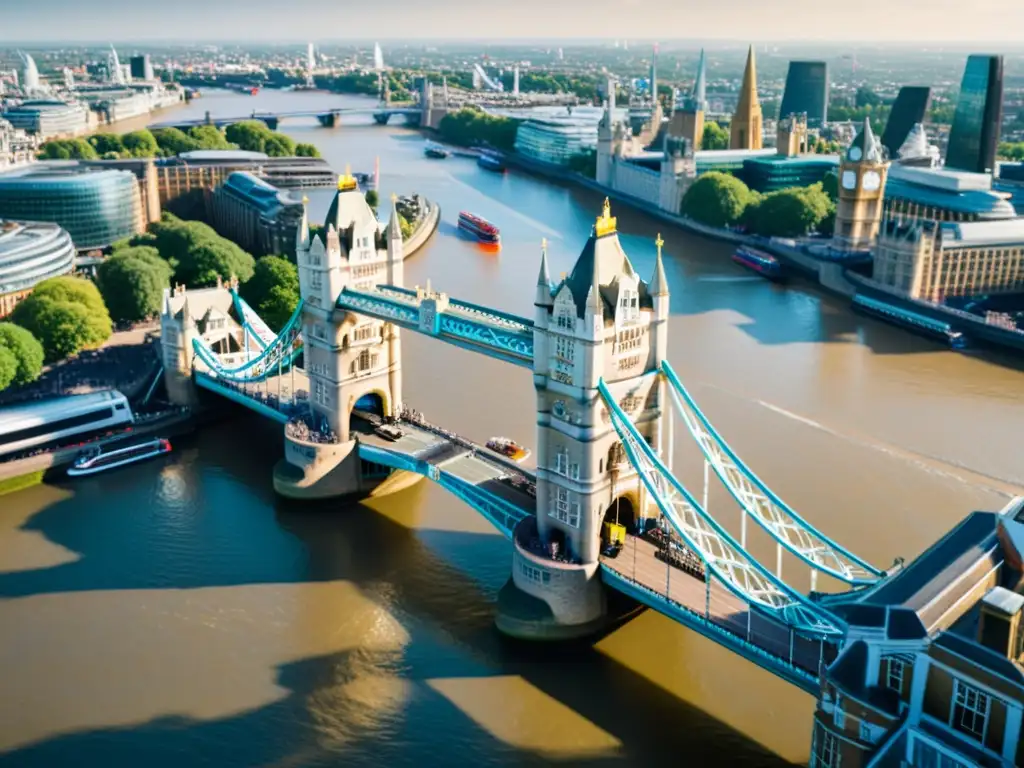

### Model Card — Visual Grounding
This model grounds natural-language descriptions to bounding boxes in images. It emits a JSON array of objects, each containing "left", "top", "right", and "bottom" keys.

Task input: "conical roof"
[
  {"left": 735, "top": 45, "right": 759, "bottom": 115},
  {"left": 848, "top": 117, "right": 885, "bottom": 164}
]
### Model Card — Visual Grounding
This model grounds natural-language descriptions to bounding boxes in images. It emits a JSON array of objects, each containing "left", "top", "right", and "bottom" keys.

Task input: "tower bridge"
[{"left": 160, "top": 171, "right": 895, "bottom": 696}]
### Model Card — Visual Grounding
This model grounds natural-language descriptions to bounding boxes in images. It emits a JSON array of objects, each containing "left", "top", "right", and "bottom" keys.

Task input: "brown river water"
[{"left": 1, "top": 90, "right": 1023, "bottom": 767}]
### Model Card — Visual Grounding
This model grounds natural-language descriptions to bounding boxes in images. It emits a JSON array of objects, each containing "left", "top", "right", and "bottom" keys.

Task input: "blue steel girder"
[
  {"left": 336, "top": 287, "right": 534, "bottom": 367},
  {"left": 660, "top": 360, "right": 883, "bottom": 586},
  {"left": 598, "top": 380, "right": 844, "bottom": 638},
  {"left": 192, "top": 298, "right": 305, "bottom": 378},
  {"left": 358, "top": 443, "right": 528, "bottom": 537},
  {"left": 194, "top": 371, "right": 291, "bottom": 424}
]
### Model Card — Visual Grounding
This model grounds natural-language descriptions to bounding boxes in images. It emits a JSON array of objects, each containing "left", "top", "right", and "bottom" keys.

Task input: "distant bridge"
[{"left": 150, "top": 105, "right": 421, "bottom": 131}]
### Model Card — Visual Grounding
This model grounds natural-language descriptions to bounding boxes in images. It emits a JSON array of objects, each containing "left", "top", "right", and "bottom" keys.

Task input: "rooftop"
[
  {"left": 0, "top": 219, "right": 68, "bottom": 251},
  {"left": 939, "top": 219, "right": 1024, "bottom": 249},
  {"left": 220, "top": 171, "right": 298, "bottom": 215},
  {"left": 177, "top": 149, "right": 268, "bottom": 162},
  {"left": 885, "top": 171, "right": 1015, "bottom": 219},
  {"left": 889, "top": 163, "right": 994, "bottom": 193}
]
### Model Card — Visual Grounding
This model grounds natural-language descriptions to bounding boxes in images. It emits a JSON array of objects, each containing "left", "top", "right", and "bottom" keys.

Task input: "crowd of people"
[{"left": 285, "top": 413, "right": 339, "bottom": 444}]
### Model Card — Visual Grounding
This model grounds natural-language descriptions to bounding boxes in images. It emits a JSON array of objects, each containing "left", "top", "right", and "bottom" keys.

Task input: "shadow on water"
[{"left": 0, "top": 415, "right": 794, "bottom": 767}]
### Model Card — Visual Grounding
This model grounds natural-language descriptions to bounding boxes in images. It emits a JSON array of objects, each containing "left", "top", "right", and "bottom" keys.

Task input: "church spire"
[
  {"left": 730, "top": 45, "right": 763, "bottom": 150},
  {"left": 650, "top": 234, "right": 669, "bottom": 296},
  {"left": 536, "top": 238, "right": 554, "bottom": 307},
  {"left": 690, "top": 49, "right": 707, "bottom": 112}
]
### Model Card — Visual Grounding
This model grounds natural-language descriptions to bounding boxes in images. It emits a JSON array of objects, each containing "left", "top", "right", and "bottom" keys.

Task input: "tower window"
[
  {"left": 556, "top": 309, "right": 574, "bottom": 330},
  {"left": 555, "top": 336, "right": 575, "bottom": 363},
  {"left": 552, "top": 488, "right": 581, "bottom": 528}
]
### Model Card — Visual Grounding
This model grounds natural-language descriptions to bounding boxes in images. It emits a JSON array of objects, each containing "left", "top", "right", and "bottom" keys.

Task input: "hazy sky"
[{"left": 6, "top": 0, "right": 1024, "bottom": 44}]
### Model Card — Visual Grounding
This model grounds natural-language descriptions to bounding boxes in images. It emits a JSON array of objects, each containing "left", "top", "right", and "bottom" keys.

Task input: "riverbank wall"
[{"left": 403, "top": 199, "right": 441, "bottom": 257}]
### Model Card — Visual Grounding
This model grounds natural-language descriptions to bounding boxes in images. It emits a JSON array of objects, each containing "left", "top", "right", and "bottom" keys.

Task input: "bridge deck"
[{"left": 601, "top": 535, "right": 827, "bottom": 684}]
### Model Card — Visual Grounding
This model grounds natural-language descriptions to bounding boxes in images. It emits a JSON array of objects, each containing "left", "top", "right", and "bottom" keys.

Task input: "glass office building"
[
  {"left": 881, "top": 86, "right": 931, "bottom": 159},
  {"left": 779, "top": 61, "right": 829, "bottom": 128},
  {"left": 0, "top": 220, "right": 76, "bottom": 317},
  {"left": 946, "top": 55, "right": 1004, "bottom": 175},
  {"left": 514, "top": 117, "right": 599, "bottom": 166},
  {"left": 0, "top": 167, "right": 145, "bottom": 251}
]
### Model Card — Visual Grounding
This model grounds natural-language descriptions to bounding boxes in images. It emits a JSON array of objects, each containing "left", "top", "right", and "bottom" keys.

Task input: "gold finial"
[
  {"left": 655, "top": 233, "right": 664, "bottom": 255},
  {"left": 337, "top": 163, "right": 357, "bottom": 191},
  {"left": 390, "top": 192, "right": 398, "bottom": 203},
  {"left": 301, "top": 195, "right": 309, "bottom": 205},
  {"left": 541, "top": 237, "right": 548, "bottom": 251},
  {"left": 595, "top": 197, "right": 617, "bottom": 238}
]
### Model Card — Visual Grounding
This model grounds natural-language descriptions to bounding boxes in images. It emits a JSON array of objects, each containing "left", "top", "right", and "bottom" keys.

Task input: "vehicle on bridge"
[
  {"left": 374, "top": 424, "right": 404, "bottom": 442},
  {"left": 424, "top": 142, "right": 450, "bottom": 159},
  {"left": 486, "top": 436, "right": 529, "bottom": 462},
  {"left": 67, "top": 438, "right": 172, "bottom": 477},
  {"left": 0, "top": 390, "right": 134, "bottom": 459},
  {"left": 458, "top": 212, "right": 501, "bottom": 246}
]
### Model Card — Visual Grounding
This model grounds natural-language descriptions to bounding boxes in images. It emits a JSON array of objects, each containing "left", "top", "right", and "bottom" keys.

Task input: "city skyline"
[{"left": 5, "top": 0, "right": 1024, "bottom": 44}]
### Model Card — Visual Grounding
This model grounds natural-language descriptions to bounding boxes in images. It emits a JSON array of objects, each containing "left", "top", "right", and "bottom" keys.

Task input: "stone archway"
[
  {"left": 603, "top": 495, "right": 636, "bottom": 534},
  {"left": 347, "top": 387, "right": 391, "bottom": 434}
]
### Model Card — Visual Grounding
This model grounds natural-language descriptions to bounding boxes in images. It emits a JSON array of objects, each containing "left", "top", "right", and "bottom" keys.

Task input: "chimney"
[{"left": 977, "top": 586, "right": 1024, "bottom": 659}]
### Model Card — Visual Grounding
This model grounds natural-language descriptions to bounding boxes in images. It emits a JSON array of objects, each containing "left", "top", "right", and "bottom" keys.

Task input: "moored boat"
[
  {"left": 477, "top": 152, "right": 506, "bottom": 173},
  {"left": 458, "top": 212, "right": 501, "bottom": 245},
  {"left": 67, "top": 438, "right": 172, "bottom": 477},
  {"left": 424, "top": 142, "right": 450, "bottom": 159},
  {"left": 732, "top": 246, "right": 783, "bottom": 280},
  {"left": 486, "top": 436, "right": 530, "bottom": 463},
  {"left": 852, "top": 294, "right": 967, "bottom": 348}
]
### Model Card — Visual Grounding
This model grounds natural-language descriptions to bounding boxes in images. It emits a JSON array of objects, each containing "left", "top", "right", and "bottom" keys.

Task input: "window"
[
  {"left": 812, "top": 730, "right": 839, "bottom": 768},
  {"left": 858, "top": 722, "right": 872, "bottom": 743},
  {"left": 353, "top": 324, "right": 377, "bottom": 342},
  {"left": 951, "top": 680, "right": 989, "bottom": 742},
  {"left": 618, "top": 354, "right": 642, "bottom": 371},
  {"left": 555, "top": 450, "right": 568, "bottom": 476},
  {"left": 310, "top": 271, "right": 322, "bottom": 290},
  {"left": 313, "top": 380, "right": 328, "bottom": 407},
  {"left": 551, "top": 400, "right": 567, "bottom": 419},
  {"left": 556, "top": 309, "right": 574, "bottom": 330},
  {"left": 884, "top": 658, "right": 905, "bottom": 694},
  {"left": 0, "top": 406, "right": 115, "bottom": 446},
  {"left": 312, "top": 323, "right": 326, "bottom": 341},
  {"left": 616, "top": 327, "right": 643, "bottom": 353},
  {"left": 554, "top": 336, "right": 574, "bottom": 363},
  {"left": 551, "top": 488, "right": 581, "bottom": 528},
  {"left": 833, "top": 698, "right": 845, "bottom": 730},
  {"left": 519, "top": 560, "right": 551, "bottom": 584},
  {"left": 618, "top": 288, "right": 639, "bottom": 322},
  {"left": 357, "top": 349, "right": 375, "bottom": 371}
]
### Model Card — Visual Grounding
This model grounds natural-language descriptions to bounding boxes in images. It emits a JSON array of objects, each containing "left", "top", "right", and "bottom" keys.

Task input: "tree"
[
  {"left": 239, "top": 256, "right": 299, "bottom": 331},
  {"left": 821, "top": 171, "right": 839, "bottom": 202},
  {"left": 90, "top": 133, "right": 125, "bottom": 156},
  {"left": 121, "top": 129, "right": 159, "bottom": 158},
  {"left": 152, "top": 127, "right": 201, "bottom": 155},
  {"left": 679, "top": 172, "right": 755, "bottom": 228},
  {"left": 38, "top": 138, "right": 97, "bottom": 160},
  {"left": 438, "top": 108, "right": 519, "bottom": 152},
  {"left": 744, "top": 184, "right": 833, "bottom": 238},
  {"left": 225, "top": 121, "right": 274, "bottom": 152},
  {"left": 97, "top": 246, "right": 173, "bottom": 323},
  {"left": 701, "top": 122, "right": 730, "bottom": 151},
  {"left": 11, "top": 276, "right": 112, "bottom": 362},
  {"left": 263, "top": 133, "right": 296, "bottom": 157},
  {"left": 855, "top": 86, "right": 882, "bottom": 108},
  {"left": 365, "top": 189, "right": 379, "bottom": 212},
  {"left": 175, "top": 238, "right": 255, "bottom": 288},
  {"left": 384, "top": 213, "right": 412, "bottom": 241},
  {"left": 295, "top": 143, "right": 321, "bottom": 158},
  {"left": 0, "top": 346, "right": 16, "bottom": 392},
  {"left": 0, "top": 323, "right": 44, "bottom": 389}
]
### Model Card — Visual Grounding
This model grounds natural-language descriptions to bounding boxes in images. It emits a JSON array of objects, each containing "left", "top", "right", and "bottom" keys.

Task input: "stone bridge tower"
[
  {"left": 498, "top": 199, "right": 670, "bottom": 640},
  {"left": 274, "top": 172, "right": 406, "bottom": 499}
]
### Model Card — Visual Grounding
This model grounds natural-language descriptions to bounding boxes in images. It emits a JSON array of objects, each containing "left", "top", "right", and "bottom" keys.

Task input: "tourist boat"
[
  {"left": 486, "top": 437, "right": 530, "bottom": 463},
  {"left": 424, "top": 142, "right": 450, "bottom": 159},
  {"left": 477, "top": 152, "right": 506, "bottom": 173},
  {"left": 852, "top": 294, "right": 967, "bottom": 349},
  {"left": 66, "top": 438, "right": 172, "bottom": 477},
  {"left": 732, "top": 246, "right": 784, "bottom": 280},
  {"left": 458, "top": 212, "right": 501, "bottom": 245}
]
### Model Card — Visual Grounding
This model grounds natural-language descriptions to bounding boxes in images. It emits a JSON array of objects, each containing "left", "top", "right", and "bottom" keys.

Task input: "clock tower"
[{"left": 833, "top": 117, "right": 890, "bottom": 253}]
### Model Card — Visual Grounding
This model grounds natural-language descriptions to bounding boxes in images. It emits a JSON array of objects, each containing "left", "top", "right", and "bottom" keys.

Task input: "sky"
[{"left": 5, "top": 0, "right": 1024, "bottom": 44}]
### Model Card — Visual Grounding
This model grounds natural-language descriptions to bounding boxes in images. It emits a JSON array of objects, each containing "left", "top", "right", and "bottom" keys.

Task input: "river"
[{"left": 2, "top": 89, "right": 1024, "bottom": 767}]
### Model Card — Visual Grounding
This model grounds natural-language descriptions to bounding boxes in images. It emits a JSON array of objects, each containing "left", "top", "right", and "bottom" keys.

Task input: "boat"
[
  {"left": 424, "top": 142, "right": 450, "bottom": 159},
  {"left": 486, "top": 436, "right": 530, "bottom": 463},
  {"left": 732, "top": 246, "right": 784, "bottom": 280},
  {"left": 66, "top": 438, "right": 172, "bottom": 477},
  {"left": 477, "top": 152, "right": 506, "bottom": 173},
  {"left": 852, "top": 293, "right": 967, "bottom": 348},
  {"left": 458, "top": 212, "right": 501, "bottom": 245}
]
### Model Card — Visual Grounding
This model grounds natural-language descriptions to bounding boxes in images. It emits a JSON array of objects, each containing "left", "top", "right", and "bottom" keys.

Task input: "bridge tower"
[
  {"left": 497, "top": 200, "right": 670, "bottom": 640},
  {"left": 273, "top": 171, "right": 408, "bottom": 500}
]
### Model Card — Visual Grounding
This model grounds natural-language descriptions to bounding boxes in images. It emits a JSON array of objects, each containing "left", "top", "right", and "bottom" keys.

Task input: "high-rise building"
[
  {"left": 779, "top": 61, "right": 829, "bottom": 128},
  {"left": 108, "top": 45, "right": 126, "bottom": 85},
  {"left": 730, "top": 45, "right": 762, "bottom": 150},
  {"left": 945, "top": 54, "right": 1004, "bottom": 175},
  {"left": 19, "top": 52, "right": 40, "bottom": 93},
  {"left": 880, "top": 86, "right": 931, "bottom": 159},
  {"left": 129, "top": 54, "right": 154, "bottom": 82},
  {"left": 833, "top": 118, "right": 890, "bottom": 252}
]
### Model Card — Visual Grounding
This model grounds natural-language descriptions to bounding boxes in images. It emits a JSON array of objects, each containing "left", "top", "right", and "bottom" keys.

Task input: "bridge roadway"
[
  {"left": 150, "top": 106, "right": 419, "bottom": 129},
  {"left": 600, "top": 535, "right": 828, "bottom": 691}
]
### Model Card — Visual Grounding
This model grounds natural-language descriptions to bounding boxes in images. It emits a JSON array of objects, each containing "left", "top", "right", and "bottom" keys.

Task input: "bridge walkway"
[{"left": 600, "top": 534, "right": 831, "bottom": 694}]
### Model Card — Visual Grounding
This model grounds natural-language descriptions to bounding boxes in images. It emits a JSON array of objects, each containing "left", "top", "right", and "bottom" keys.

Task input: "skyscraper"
[
  {"left": 945, "top": 54, "right": 1004, "bottom": 175},
  {"left": 880, "top": 86, "right": 931, "bottom": 159},
  {"left": 130, "top": 54, "right": 154, "bottom": 82},
  {"left": 19, "top": 52, "right": 40, "bottom": 92},
  {"left": 779, "top": 61, "right": 829, "bottom": 128},
  {"left": 108, "top": 45, "right": 126, "bottom": 85},
  {"left": 730, "top": 45, "right": 763, "bottom": 150}
]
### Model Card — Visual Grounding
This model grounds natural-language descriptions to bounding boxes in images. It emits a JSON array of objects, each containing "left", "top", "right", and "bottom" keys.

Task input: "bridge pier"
[
  {"left": 318, "top": 112, "right": 340, "bottom": 128},
  {"left": 372, "top": 112, "right": 391, "bottom": 125},
  {"left": 260, "top": 116, "right": 280, "bottom": 131}
]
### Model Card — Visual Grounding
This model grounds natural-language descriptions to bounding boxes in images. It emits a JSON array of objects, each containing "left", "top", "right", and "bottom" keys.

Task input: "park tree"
[
  {"left": 38, "top": 138, "right": 97, "bottom": 160},
  {"left": 263, "top": 133, "right": 297, "bottom": 157},
  {"left": 438, "top": 108, "right": 519, "bottom": 151},
  {"left": 744, "top": 184, "right": 833, "bottom": 238},
  {"left": 225, "top": 121, "right": 274, "bottom": 152},
  {"left": 821, "top": 171, "right": 839, "bottom": 202},
  {"left": 121, "top": 129, "right": 160, "bottom": 158},
  {"left": 11, "top": 276, "right": 112, "bottom": 362},
  {"left": 241, "top": 256, "right": 300, "bottom": 331},
  {"left": 701, "top": 122, "right": 730, "bottom": 151},
  {"left": 97, "top": 246, "right": 173, "bottom": 324},
  {"left": 679, "top": 172, "right": 755, "bottom": 228},
  {"left": 364, "top": 189, "right": 379, "bottom": 212},
  {"left": 0, "top": 323, "right": 44, "bottom": 389},
  {"left": 188, "top": 125, "right": 236, "bottom": 150},
  {"left": 295, "top": 143, "right": 321, "bottom": 158},
  {"left": 90, "top": 133, "right": 125, "bottom": 156},
  {"left": 0, "top": 346, "right": 15, "bottom": 392},
  {"left": 174, "top": 238, "right": 255, "bottom": 288},
  {"left": 152, "top": 127, "right": 200, "bottom": 155}
]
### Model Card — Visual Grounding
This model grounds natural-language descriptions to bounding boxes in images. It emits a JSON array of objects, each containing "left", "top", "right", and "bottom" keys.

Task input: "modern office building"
[
  {"left": 0, "top": 166, "right": 146, "bottom": 251},
  {"left": 0, "top": 220, "right": 76, "bottom": 317},
  {"left": 811, "top": 497, "right": 1024, "bottom": 768},
  {"left": 946, "top": 55, "right": 1004, "bottom": 175},
  {"left": 779, "top": 61, "right": 829, "bottom": 128},
  {"left": 130, "top": 54, "right": 154, "bottom": 82},
  {"left": 514, "top": 116, "right": 600, "bottom": 166},
  {"left": 206, "top": 171, "right": 305, "bottom": 258},
  {"left": 1, "top": 100, "right": 90, "bottom": 138},
  {"left": 880, "top": 86, "right": 931, "bottom": 160}
]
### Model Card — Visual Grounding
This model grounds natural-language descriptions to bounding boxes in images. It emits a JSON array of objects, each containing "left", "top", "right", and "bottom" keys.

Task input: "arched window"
[{"left": 358, "top": 349, "right": 371, "bottom": 371}]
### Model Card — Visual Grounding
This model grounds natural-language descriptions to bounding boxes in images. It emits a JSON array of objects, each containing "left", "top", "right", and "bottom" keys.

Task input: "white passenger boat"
[{"left": 66, "top": 438, "right": 172, "bottom": 477}]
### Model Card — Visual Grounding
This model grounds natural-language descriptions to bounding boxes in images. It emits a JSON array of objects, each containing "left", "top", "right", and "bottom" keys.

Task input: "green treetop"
[
  {"left": 240, "top": 256, "right": 300, "bottom": 331},
  {"left": 701, "top": 122, "right": 730, "bottom": 151},
  {"left": 0, "top": 323, "right": 44, "bottom": 391},
  {"left": 97, "top": 246, "right": 174, "bottom": 324},
  {"left": 10, "top": 276, "right": 112, "bottom": 362},
  {"left": 679, "top": 172, "right": 756, "bottom": 228}
]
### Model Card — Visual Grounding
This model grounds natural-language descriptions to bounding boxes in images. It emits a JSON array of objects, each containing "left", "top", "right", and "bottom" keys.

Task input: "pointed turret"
[
  {"left": 690, "top": 49, "right": 707, "bottom": 112},
  {"left": 848, "top": 117, "right": 884, "bottom": 164},
  {"left": 536, "top": 238, "right": 553, "bottom": 307},
  {"left": 650, "top": 234, "right": 669, "bottom": 297},
  {"left": 296, "top": 195, "right": 310, "bottom": 253},
  {"left": 309, "top": 232, "right": 326, "bottom": 259},
  {"left": 388, "top": 193, "right": 403, "bottom": 244},
  {"left": 730, "top": 45, "right": 763, "bottom": 150}
]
